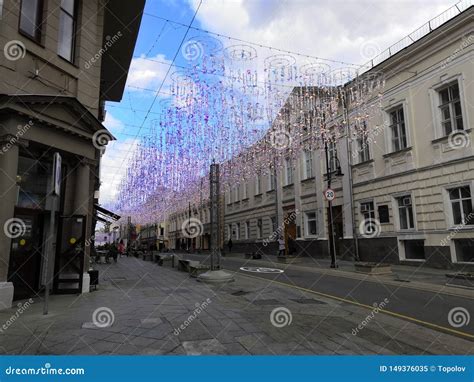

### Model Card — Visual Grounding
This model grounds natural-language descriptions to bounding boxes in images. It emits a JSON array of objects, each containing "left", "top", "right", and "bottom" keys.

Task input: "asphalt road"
[{"left": 182, "top": 253, "right": 474, "bottom": 339}]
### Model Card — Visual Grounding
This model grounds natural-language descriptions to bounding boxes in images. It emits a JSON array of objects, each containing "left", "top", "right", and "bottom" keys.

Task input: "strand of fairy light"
[{"left": 113, "top": 36, "right": 385, "bottom": 224}]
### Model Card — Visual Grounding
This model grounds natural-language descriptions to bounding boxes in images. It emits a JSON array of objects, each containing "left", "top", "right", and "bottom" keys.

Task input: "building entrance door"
[{"left": 8, "top": 209, "right": 44, "bottom": 300}]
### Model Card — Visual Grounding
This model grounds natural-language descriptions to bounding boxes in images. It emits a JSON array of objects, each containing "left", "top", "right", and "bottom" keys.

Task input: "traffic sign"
[{"left": 324, "top": 188, "right": 335, "bottom": 201}]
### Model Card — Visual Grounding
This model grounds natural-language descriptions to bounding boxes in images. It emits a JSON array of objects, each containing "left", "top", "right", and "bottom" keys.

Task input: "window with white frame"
[
  {"left": 396, "top": 195, "right": 415, "bottom": 230},
  {"left": 227, "top": 224, "right": 232, "bottom": 240},
  {"left": 389, "top": 106, "right": 407, "bottom": 152},
  {"left": 328, "top": 141, "right": 338, "bottom": 172},
  {"left": 257, "top": 219, "right": 262, "bottom": 238},
  {"left": 234, "top": 185, "right": 239, "bottom": 202},
  {"left": 304, "top": 211, "right": 317, "bottom": 237},
  {"left": 449, "top": 186, "right": 473, "bottom": 225},
  {"left": 303, "top": 150, "right": 313, "bottom": 179},
  {"left": 356, "top": 122, "right": 370, "bottom": 163},
  {"left": 244, "top": 221, "right": 250, "bottom": 239},
  {"left": 255, "top": 175, "right": 261, "bottom": 195},
  {"left": 285, "top": 158, "right": 293, "bottom": 185},
  {"left": 235, "top": 223, "right": 240, "bottom": 240},
  {"left": 268, "top": 168, "right": 275, "bottom": 191},
  {"left": 438, "top": 81, "right": 463, "bottom": 135},
  {"left": 242, "top": 182, "right": 248, "bottom": 199},
  {"left": 360, "top": 201, "right": 375, "bottom": 220}
]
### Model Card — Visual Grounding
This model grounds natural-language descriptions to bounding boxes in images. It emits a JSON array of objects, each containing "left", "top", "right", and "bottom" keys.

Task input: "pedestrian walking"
[
  {"left": 277, "top": 235, "right": 285, "bottom": 257},
  {"left": 118, "top": 239, "right": 125, "bottom": 258},
  {"left": 227, "top": 238, "right": 233, "bottom": 253}
]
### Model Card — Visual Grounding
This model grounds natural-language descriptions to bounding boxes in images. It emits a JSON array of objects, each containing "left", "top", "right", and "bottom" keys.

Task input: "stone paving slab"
[{"left": 0, "top": 257, "right": 472, "bottom": 355}]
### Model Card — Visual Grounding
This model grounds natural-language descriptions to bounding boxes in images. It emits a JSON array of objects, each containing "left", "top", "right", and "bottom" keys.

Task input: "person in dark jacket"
[{"left": 227, "top": 238, "right": 233, "bottom": 253}]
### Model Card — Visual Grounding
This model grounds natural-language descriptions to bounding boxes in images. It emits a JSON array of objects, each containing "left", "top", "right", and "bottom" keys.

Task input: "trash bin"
[{"left": 88, "top": 270, "right": 99, "bottom": 291}]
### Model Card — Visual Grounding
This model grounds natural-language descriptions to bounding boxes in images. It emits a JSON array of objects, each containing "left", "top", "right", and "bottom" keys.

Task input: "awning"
[{"left": 94, "top": 204, "right": 121, "bottom": 221}]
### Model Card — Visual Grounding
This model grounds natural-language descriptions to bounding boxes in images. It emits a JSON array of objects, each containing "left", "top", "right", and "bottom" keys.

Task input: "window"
[
  {"left": 449, "top": 186, "right": 473, "bottom": 225},
  {"left": 389, "top": 106, "right": 407, "bottom": 152},
  {"left": 328, "top": 141, "right": 338, "bottom": 172},
  {"left": 438, "top": 82, "right": 463, "bottom": 135},
  {"left": 285, "top": 158, "right": 293, "bottom": 185},
  {"left": 305, "top": 212, "right": 317, "bottom": 237},
  {"left": 397, "top": 195, "right": 414, "bottom": 230},
  {"left": 403, "top": 240, "right": 425, "bottom": 260},
  {"left": 268, "top": 169, "right": 275, "bottom": 191},
  {"left": 454, "top": 239, "right": 474, "bottom": 263},
  {"left": 233, "top": 185, "right": 239, "bottom": 203},
  {"left": 58, "top": 0, "right": 76, "bottom": 61},
  {"left": 242, "top": 182, "right": 248, "bottom": 199},
  {"left": 227, "top": 224, "right": 231, "bottom": 240},
  {"left": 255, "top": 175, "right": 261, "bottom": 195},
  {"left": 257, "top": 219, "right": 262, "bottom": 238},
  {"left": 244, "top": 221, "right": 250, "bottom": 239},
  {"left": 19, "top": 0, "right": 43, "bottom": 41},
  {"left": 357, "top": 122, "right": 370, "bottom": 163},
  {"left": 303, "top": 150, "right": 313, "bottom": 179},
  {"left": 360, "top": 201, "right": 375, "bottom": 221},
  {"left": 235, "top": 223, "right": 240, "bottom": 240}
]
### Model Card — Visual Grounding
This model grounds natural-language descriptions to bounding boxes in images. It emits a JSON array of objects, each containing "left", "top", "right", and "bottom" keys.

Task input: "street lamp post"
[{"left": 324, "top": 140, "right": 338, "bottom": 269}]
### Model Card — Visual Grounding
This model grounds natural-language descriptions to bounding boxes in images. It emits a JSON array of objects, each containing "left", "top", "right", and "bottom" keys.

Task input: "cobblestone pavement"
[{"left": 0, "top": 257, "right": 472, "bottom": 355}]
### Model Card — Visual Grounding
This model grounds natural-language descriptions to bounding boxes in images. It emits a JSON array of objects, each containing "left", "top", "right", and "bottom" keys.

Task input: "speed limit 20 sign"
[{"left": 324, "top": 188, "right": 335, "bottom": 201}]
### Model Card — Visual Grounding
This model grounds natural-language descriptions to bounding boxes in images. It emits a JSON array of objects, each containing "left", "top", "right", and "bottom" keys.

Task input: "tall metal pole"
[{"left": 324, "top": 139, "right": 337, "bottom": 268}]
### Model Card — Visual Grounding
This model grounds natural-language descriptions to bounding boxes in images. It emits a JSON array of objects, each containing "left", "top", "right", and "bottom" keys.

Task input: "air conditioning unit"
[
  {"left": 360, "top": 204, "right": 369, "bottom": 212},
  {"left": 402, "top": 196, "right": 412, "bottom": 206}
]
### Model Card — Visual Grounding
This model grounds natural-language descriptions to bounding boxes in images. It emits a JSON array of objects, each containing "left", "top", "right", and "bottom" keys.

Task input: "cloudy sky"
[{"left": 100, "top": 0, "right": 459, "bottom": 206}]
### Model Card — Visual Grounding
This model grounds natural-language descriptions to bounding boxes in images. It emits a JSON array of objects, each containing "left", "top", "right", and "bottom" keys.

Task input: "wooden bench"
[
  {"left": 177, "top": 259, "right": 201, "bottom": 272},
  {"left": 142, "top": 252, "right": 153, "bottom": 261},
  {"left": 189, "top": 263, "right": 210, "bottom": 278},
  {"left": 154, "top": 253, "right": 174, "bottom": 266},
  {"left": 244, "top": 253, "right": 262, "bottom": 259}
]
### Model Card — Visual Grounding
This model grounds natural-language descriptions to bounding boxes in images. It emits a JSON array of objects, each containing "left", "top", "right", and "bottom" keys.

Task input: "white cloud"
[
  {"left": 99, "top": 138, "right": 140, "bottom": 205},
  {"left": 103, "top": 112, "right": 124, "bottom": 134},
  {"left": 127, "top": 53, "right": 172, "bottom": 91},
  {"left": 189, "top": 0, "right": 458, "bottom": 66}
]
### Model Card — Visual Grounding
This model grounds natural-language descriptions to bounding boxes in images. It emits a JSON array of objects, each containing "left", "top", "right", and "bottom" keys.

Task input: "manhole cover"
[
  {"left": 252, "top": 299, "right": 281, "bottom": 306},
  {"left": 231, "top": 290, "right": 251, "bottom": 296},
  {"left": 291, "top": 298, "right": 326, "bottom": 305},
  {"left": 240, "top": 267, "right": 284, "bottom": 274}
]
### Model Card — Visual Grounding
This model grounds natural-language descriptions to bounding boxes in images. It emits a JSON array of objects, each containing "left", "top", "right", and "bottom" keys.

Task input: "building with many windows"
[
  {"left": 167, "top": 5, "right": 473, "bottom": 270},
  {"left": 0, "top": 0, "right": 144, "bottom": 310}
]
